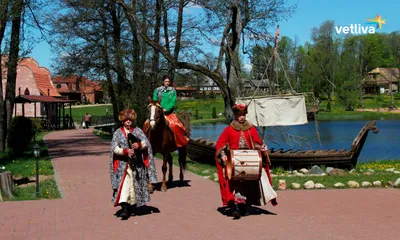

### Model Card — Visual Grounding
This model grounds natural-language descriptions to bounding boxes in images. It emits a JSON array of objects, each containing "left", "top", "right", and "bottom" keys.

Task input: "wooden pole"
[
  {"left": 69, "top": 104, "right": 72, "bottom": 128},
  {"left": 62, "top": 104, "right": 65, "bottom": 129}
]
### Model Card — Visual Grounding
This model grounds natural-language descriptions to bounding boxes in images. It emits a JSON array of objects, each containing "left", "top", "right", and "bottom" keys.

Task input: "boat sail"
[
  {"left": 236, "top": 94, "right": 308, "bottom": 127},
  {"left": 235, "top": 25, "right": 309, "bottom": 128}
]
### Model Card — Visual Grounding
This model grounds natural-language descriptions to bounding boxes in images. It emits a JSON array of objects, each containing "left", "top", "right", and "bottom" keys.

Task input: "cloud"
[{"left": 242, "top": 63, "right": 252, "bottom": 73}]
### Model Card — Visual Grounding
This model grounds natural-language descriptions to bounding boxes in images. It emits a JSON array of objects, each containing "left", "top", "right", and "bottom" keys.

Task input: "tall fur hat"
[
  {"left": 232, "top": 104, "right": 248, "bottom": 116},
  {"left": 118, "top": 109, "right": 137, "bottom": 122}
]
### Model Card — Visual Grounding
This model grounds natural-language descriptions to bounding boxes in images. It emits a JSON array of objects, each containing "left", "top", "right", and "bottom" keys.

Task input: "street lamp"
[{"left": 33, "top": 142, "right": 41, "bottom": 198}]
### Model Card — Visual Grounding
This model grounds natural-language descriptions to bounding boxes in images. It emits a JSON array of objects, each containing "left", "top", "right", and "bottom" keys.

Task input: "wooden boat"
[{"left": 186, "top": 121, "right": 379, "bottom": 170}]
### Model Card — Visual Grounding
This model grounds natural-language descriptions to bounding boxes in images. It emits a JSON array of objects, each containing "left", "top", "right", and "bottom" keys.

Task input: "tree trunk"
[
  {"left": 110, "top": 3, "right": 130, "bottom": 111},
  {"left": 0, "top": 171, "right": 14, "bottom": 200},
  {"left": 5, "top": 0, "right": 23, "bottom": 132},
  {"left": 151, "top": 0, "right": 161, "bottom": 83},
  {"left": 0, "top": 0, "right": 10, "bottom": 152},
  {"left": 126, "top": 0, "right": 149, "bottom": 127},
  {"left": 223, "top": 4, "right": 242, "bottom": 122},
  {"left": 101, "top": 10, "right": 119, "bottom": 126}
]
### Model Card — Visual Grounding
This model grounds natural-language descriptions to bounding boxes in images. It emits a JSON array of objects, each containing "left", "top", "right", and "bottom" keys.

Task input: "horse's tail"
[{"left": 179, "top": 147, "right": 187, "bottom": 171}]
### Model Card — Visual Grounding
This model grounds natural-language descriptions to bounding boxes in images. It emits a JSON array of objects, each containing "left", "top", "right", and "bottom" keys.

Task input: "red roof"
[
  {"left": 19, "top": 58, "right": 61, "bottom": 97},
  {"left": 176, "top": 86, "right": 197, "bottom": 91},
  {"left": 53, "top": 76, "right": 103, "bottom": 93},
  {"left": 14, "top": 95, "right": 75, "bottom": 103}
]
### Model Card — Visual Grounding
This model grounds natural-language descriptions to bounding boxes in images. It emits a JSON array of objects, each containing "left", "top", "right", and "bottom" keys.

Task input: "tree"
[
  {"left": 302, "top": 21, "right": 340, "bottom": 100},
  {"left": 337, "top": 35, "right": 362, "bottom": 109},
  {"left": 117, "top": 0, "right": 295, "bottom": 122},
  {"left": 48, "top": 0, "right": 155, "bottom": 126},
  {"left": 0, "top": 0, "right": 10, "bottom": 152}
]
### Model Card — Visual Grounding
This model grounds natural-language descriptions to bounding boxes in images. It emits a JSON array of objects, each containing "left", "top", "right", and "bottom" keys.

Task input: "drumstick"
[{"left": 261, "top": 141, "right": 271, "bottom": 166}]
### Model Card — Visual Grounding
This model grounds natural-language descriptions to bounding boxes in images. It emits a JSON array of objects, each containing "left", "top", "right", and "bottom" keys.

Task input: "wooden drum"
[{"left": 226, "top": 149, "right": 262, "bottom": 181}]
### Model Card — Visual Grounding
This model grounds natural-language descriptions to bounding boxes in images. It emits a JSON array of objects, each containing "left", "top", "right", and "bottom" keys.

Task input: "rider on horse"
[{"left": 146, "top": 75, "right": 189, "bottom": 147}]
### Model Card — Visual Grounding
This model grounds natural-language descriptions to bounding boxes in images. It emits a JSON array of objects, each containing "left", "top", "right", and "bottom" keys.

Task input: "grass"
[
  {"left": 0, "top": 131, "right": 61, "bottom": 201},
  {"left": 71, "top": 104, "right": 113, "bottom": 123},
  {"left": 152, "top": 152, "right": 400, "bottom": 190},
  {"left": 155, "top": 152, "right": 218, "bottom": 180},
  {"left": 71, "top": 94, "right": 400, "bottom": 126},
  {"left": 93, "top": 131, "right": 400, "bottom": 189},
  {"left": 11, "top": 179, "right": 61, "bottom": 201},
  {"left": 93, "top": 129, "right": 113, "bottom": 140},
  {"left": 261, "top": 160, "right": 400, "bottom": 190},
  {"left": 318, "top": 94, "right": 400, "bottom": 120}
]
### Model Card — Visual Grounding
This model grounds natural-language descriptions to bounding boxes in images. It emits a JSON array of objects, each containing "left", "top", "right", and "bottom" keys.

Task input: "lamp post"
[{"left": 33, "top": 129, "right": 41, "bottom": 198}]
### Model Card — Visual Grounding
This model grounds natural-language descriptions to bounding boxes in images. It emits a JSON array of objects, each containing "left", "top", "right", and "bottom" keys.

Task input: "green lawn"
[
  {"left": 0, "top": 131, "right": 61, "bottom": 201},
  {"left": 70, "top": 94, "right": 400, "bottom": 125},
  {"left": 71, "top": 105, "right": 113, "bottom": 123}
]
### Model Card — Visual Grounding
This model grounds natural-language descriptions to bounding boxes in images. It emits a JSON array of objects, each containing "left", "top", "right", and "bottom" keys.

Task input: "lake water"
[{"left": 190, "top": 120, "right": 400, "bottom": 162}]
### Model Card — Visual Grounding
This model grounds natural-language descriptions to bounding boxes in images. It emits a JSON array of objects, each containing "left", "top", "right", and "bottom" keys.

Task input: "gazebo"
[{"left": 14, "top": 95, "right": 76, "bottom": 130}]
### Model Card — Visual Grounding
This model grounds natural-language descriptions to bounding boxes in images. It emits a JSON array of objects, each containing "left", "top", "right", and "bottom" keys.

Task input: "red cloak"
[{"left": 214, "top": 123, "right": 276, "bottom": 206}]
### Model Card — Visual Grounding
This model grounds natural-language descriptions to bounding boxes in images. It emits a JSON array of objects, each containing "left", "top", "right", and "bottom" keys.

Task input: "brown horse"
[{"left": 145, "top": 97, "right": 188, "bottom": 192}]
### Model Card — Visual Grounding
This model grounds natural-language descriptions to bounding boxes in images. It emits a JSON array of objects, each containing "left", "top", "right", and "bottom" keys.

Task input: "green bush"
[
  {"left": 7, "top": 116, "right": 34, "bottom": 156},
  {"left": 375, "top": 94, "right": 384, "bottom": 103},
  {"left": 30, "top": 118, "right": 43, "bottom": 132},
  {"left": 212, "top": 106, "right": 217, "bottom": 118},
  {"left": 326, "top": 101, "right": 331, "bottom": 112}
]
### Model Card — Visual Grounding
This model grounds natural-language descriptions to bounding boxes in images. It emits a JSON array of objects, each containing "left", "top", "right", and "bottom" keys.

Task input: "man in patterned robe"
[
  {"left": 110, "top": 109, "right": 157, "bottom": 220},
  {"left": 215, "top": 104, "right": 277, "bottom": 219}
]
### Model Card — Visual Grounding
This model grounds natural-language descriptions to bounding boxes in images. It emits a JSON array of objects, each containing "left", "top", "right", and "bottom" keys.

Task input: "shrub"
[
  {"left": 30, "top": 118, "right": 43, "bottom": 132},
  {"left": 7, "top": 116, "right": 34, "bottom": 156},
  {"left": 212, "top": 106, "right": 217, "bottom": 118},
  {"left": 326, "top": 101, "right": 331, "bottom": 112}
]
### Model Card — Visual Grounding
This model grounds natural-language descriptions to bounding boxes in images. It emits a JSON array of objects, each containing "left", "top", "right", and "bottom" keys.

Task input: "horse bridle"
[{"left": 148, "top": 103, "right": 162, "bottom": 122}]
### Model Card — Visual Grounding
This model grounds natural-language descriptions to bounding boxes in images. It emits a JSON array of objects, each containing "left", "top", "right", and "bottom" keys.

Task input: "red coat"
[{"left": 214, "top": 123, "right": 275, "bottom": 206}]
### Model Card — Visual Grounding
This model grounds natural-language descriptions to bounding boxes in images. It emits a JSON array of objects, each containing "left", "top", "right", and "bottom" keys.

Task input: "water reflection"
[{"left": 190, "top": 120, "right": 400, "bottom": 162}]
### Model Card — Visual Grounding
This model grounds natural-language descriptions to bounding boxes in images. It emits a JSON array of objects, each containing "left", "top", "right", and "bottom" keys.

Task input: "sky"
[{"left": 26, "top": 0, "right": 400, "bottom": 73}]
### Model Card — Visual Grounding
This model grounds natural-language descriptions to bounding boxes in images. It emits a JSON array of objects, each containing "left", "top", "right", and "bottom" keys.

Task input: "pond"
[{"left": 190, "top": 120, "right": 400, "bottom": 162}]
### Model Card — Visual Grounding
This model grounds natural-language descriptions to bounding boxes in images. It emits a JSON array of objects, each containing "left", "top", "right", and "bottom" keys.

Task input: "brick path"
[{"left": 1, "top": 129, "right": 400, "bottom": 240}]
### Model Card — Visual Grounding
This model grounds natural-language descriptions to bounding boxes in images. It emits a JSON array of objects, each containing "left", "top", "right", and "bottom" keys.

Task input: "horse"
[{"left": 144, "top": 97, "right": 189, "bottom": 192}]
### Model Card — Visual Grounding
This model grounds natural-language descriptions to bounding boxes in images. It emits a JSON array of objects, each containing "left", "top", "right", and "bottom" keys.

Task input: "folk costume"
[
  {"left": 150, "top": 85, "right": 189, "bottom": 147},
  {"left": 215, "top": 104, "right": 277, "bottom": 218},
  {"left": 110, "top": 109, "right": 157, "bottom": 218}
]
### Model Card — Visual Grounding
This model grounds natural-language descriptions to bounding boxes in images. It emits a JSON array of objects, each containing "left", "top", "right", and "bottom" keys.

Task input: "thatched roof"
[{"left": 362, "top": 68, "right": 400, "bottom": 84}]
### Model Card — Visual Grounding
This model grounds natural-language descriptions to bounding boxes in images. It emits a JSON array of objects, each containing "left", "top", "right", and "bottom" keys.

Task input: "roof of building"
[
  {"left": 18, "top": 58, "right": 61, "bottom": 97},
  {"left": 362, "top": 68, "right": 400, "bottom": 84},
  {"left": 14, "top": 95, "right": 75, "bottom": 103},
  {"left": 53, "top": 75, "right": 103, "bottom": 93},
  {"left": 175, "top": 86, "right": 197, "bottom": 91}
]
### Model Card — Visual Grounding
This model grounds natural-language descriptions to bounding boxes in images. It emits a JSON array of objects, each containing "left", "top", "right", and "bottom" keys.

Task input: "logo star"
[{"left": 366, "top": 15, "right": 386, "bottom": 29}]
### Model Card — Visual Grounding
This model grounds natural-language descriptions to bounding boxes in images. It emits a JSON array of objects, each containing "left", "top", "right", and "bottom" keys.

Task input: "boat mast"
[
  {"left": 268, "top": 25, "right": 280, "bottom": 96},
  {"left": 262, "top": 25, "right": 280, "bottom": 140}
]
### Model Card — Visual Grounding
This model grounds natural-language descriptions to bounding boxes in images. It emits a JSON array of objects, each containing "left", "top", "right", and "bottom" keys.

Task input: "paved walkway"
[{"left": 1, "top": 129, "right": 400, "bottom": 240}]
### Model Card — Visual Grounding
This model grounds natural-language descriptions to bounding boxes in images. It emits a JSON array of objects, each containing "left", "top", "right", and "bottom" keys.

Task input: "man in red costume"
[{"left": 215, "top": 104, "right": 277, "bottom": 219}]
